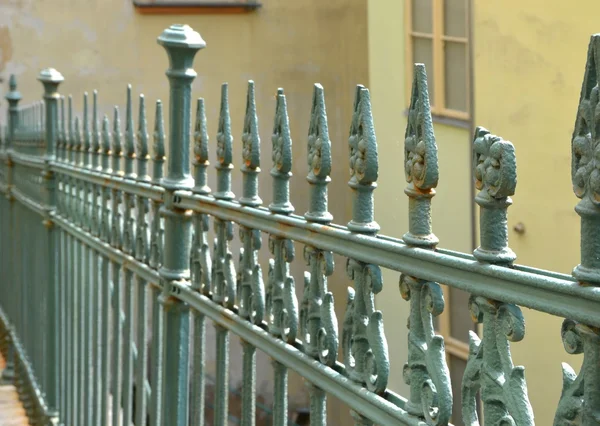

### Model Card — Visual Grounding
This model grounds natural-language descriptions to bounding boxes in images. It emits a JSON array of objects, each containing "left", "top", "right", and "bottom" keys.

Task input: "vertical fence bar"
[
  {"left": 268, "top": 87, "right": 297, "bottom": 426},
  {"left": 122, "top": 85, "right": 137, "bottom": 426},
  {"left": 38, "top": 68, "right": 63, "bottom": 424},
  {"left": 135, "top": 94, "right": 150, "bottom": 426},
  {"left": 100, "top": 113, "right": 112, "bottom": 426},
  {"left": 149, "top": 100, "right": 165, "bottom": 426},
  {"left": 190, "top": 109, "right": 210, "bottom": 426},
  {"left": 157, "top": 24, "right": 205, "bottom": 426},
  {"left": 302, "top": 83, "right": 335, "bottom": 426},
  {"left": 2, "top": 75, "right": 20, "bottom": 385},
  {"left": 111, "top": 106, "right": 124, "bottom": 426},
  {"left": 213, "top": 83, "right": 234, "bottom": 426}
]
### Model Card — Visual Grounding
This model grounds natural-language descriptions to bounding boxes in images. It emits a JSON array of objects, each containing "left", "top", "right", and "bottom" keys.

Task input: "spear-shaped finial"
[
  {"left": 152, "top": 100, "right": 165, "bottom": 184},
  {"left": 92, "top": 90, "right": 101, "bottom": 170},
  {"left": 136, "top": 94, "right": 150, "bottom": 181},
  {"left": 67, "top": 95, "right": 74, "bottom": 164},
  {"left": 83, "top": 92, "right": 91, "bottom": 168},
  {"left": 269, "top": 88, "right": 294, "bottom": 214},
  {"left": 193, "top": 98, "right": 210, "bottom": 194},
  {"left": 347, "top": 85, "right": 379, "bottom": 234},
  {"left": 124, "top": 84, "right": 136, "bottom": 179},
  {"left": 240, "top": 80, "right": 261, "bottom": 206},
  {"left": 59, "top": 96, "right": 66, "bottom": 162},
  {"left": 214, "top": 83, "right": 234, "bottom": 200},
  {"left": 305, "top": 83, "right": 333, "bottom": 224},
  {"left": 74, "top": 116, "right": 83, "bottom": 167},
  {"left": 101, "top": 114, "right": 112, "bottom": 174},
  {"left": 113, "top": 106, "right": 123, "bottom": 175},
  {"left": 9, "top": 74, "right": 16, "bottom": 92},
  {"left": 403, "top": 64, "right": 439, "bottom": 248}
]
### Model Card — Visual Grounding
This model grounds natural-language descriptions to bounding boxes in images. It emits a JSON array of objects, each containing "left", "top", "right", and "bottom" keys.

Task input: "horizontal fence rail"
[{"left": 0, "top": 23, "right": 599, "bottom": 426}]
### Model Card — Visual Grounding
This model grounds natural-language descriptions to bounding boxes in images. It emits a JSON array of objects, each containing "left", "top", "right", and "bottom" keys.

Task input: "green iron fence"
[{"left": 0, "top": 23, "right": 599, "bottom": 426}]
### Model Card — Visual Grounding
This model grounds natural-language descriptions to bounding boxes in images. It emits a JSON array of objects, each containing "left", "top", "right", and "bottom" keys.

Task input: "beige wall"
[
  {"left": 474, "top": 1, "right": 600, "bottom": 424},
  {"left": 0, "top": 0, "right": 368, "bottom": 423},
  {"left": 367, "top": 0, "right": 473, "bottom": 410}
]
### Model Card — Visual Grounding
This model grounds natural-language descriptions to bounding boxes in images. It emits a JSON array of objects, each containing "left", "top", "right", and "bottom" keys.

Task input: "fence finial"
[
  {"left": 472, "top": 127, "right": 517, "bottom": 265},
  {"left": 403, "top": 64, "right": 439, "bottom": 248},
  {"left": 124, "top": 85, "right": 136, "bottom": 179},
  {"left": 347, "top": 85, "right": 379, "bottom": 234},
  {"left": 571, "top": 33, "right": 600, "bottom": 285},
  {"left": 74, "top": 116, "right": 83, "bottom": 167},
  {"left": 83, "top": 92, "right": 91, "bottom": 168},
  {"left": 152, "top": 100, "right": 165, "bottom": 184},
  {"left": 59, "top": 96, "right": 65, "bottom": 161},
  {"left": 270, "top": 88, "right": 294, "bottom": 214},
  {"left": 101, "top": 114, "right": 112, "bottom": 174},
  {"left": 215, "top": 83, "right": 234, "bottom": 200},
  {"left": 157, "top": 23, "right": 205, "bottom": 191},
  {"left": 67, "top": 95, "right": 74, "bottom": 164},
  {"left": 136, "top": 94, "right": 150, "bottom": 181},
  {"left": 193, "top": 98, "right": 210, "bottom": 195},
  {"left": 38, "top": 68, "right": 63, "bottom": 160},
  {"left": 4, "top": 74, "right": 20, "bottom": 151},
  {"left": 240, "top": 80, "right": 262, "bottom": 206},
  {"left": 112, "top": 106, "right": 123, "bottom": 175},
  {"left": 305, "top": 83, "right": 332, "bottom": 224},
  {"left": 92, "top": 90, "right": 101, "bottom": 170}
]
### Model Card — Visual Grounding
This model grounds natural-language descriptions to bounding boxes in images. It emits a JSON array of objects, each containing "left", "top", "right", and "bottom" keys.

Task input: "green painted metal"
[
  {"left": 401, "top": 64, "right": 451, "bottom": 426},
  {"left": 4, "top": 23, "right": 600, "bottom": 426}
]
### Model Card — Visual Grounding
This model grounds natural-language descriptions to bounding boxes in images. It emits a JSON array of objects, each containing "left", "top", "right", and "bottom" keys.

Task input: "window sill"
[
  {"left": 403, "top": 109, "right": 471, "bottom": 129},
  {"left": 133, "top": 1, "right": 262, "bottom": 14}
]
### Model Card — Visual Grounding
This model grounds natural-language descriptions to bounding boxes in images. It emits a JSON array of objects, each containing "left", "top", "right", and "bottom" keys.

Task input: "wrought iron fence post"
[
  {"left": 38, "top": 68, "right": 63, "bottom": 425},
  {"left": 157, "top": 24, "right": 205, "bottom": 426},
  {"left": 1, "top": 75, "right": 21, "bottom": 385}
]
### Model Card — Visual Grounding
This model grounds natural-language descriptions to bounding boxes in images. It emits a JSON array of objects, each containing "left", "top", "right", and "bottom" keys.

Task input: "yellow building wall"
[
  {"left": 367, "top": 0, "right": 473, "bottom": 401},
  {"left": 474, "top": 2, "right": 600, "bottom": 424}
]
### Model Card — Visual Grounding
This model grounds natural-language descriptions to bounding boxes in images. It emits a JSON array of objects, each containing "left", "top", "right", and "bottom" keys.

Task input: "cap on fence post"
[
  {"left": 38, "top": 68, "right": 64, "bottom": 160},
  {"left": 5, "top": 75, "right": 22, "bottom": 150},
  {"left": 158, "top": 24, "right": 206, "bottom": 191}
]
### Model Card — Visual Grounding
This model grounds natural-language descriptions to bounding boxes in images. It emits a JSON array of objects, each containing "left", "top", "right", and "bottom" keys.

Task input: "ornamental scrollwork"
[
  {"left": 191, "top": 213, "right": 211, "bottom": 295},
  {"left": 400, "top": 274, "right": 451, "bottom": 425},
  {"left": 462, "top": 296, "right": 534, "bottom": 426},
  {"left": 300, "top": 246, "right": 338, "bottom": 366},
  {"left": 267, "top": 235, "right": 298, "bottom": 344},
  {"left": 238, "top": 227, "right": 265, "bottom": 325},
  {"left": 342, "top": 260, "right": 389, "bottom": 394},
  {"left": 554, "top": 319, "right": 600, "bottom": 425},
  {"left": 211, "top": 218, "right": 236, "bottom": 309}
]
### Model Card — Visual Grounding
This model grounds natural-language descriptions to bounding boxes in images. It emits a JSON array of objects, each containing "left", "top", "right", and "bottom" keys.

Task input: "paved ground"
[{"left": 0, "top": 354, "right": 28, "bottom": 426}]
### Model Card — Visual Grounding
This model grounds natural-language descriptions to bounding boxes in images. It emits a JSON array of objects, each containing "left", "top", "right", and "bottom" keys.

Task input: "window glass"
[
  {"left": 411, "top": 0, "right": 433, "bottom": 33},
  {"left": 413, "top": 37, "right": 435, "bottom": 105},
  {"left": 444, "top": 41, "right": 468, "bottom": 112},
  {"left": 444, "top": 0, "right": 467, "bottom": 38}
]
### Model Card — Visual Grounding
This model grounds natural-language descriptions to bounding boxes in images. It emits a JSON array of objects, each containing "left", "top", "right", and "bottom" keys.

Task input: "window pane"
[
  {"left": 444, "top": 41, "right": 468, "bottom": 112},
  {"left": 444, "top": 0, "right": 467, "bottom": 38},
  {"left": 449, "top": 286, "right": 473, "bottom": 341},
  {"left": 413, "top": 37, "right": 435, "bottom": 106},
  {"left": 411, "top": 0, "right": 432, "bottom": 33}
]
